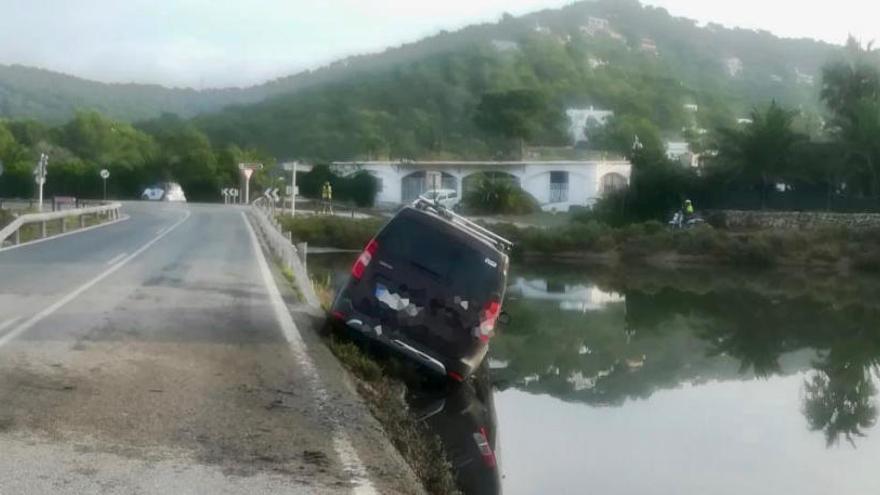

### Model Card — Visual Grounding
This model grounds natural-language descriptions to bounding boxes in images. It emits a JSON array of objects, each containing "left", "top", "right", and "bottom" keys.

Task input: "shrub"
[
  {"left": 297, "top": 164, "right": 379, "bottom": 207},
  {"left": 852, "top": 249, "right": 880, "bottom": 272},
  {"left": 463, "top": 174, "right": 539, "bottom": 214},
  {"left": 722, "top": 236, "right": 777, "bottom": 267},
  {"left": 674, "top": 225, "right": 722, "bottom": 255},
  {"left": 807, "top": 245, "right": 838, "bottom": 263}
]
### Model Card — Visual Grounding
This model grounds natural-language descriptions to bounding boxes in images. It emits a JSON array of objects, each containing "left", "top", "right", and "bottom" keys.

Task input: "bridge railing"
[
  {"left": 0, "top": 202, "right": 122, "bottom": 248},
  {"left": 249, "top": 198, "right": 320, "bottom": 308}
]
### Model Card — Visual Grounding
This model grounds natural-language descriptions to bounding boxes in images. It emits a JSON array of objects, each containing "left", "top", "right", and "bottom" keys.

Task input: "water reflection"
[
  {"left": 409, "top": 369, "right": 501, "bottom": 495},
  {"left": 310, "top": 253, "right": 880, "bottom": 493},
  {"left": 495, "top": 266, "right": 880, "bottom": 451}
]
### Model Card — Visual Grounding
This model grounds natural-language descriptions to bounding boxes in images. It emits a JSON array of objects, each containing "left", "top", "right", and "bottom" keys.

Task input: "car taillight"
[
  {"left": 476, "top": 299, "right": 501, "bottom": 342},
  {"left": 351, "top": 239, "right": 378, "bottom": 280},
  {"left": 472, "top": 427, "right": 496, "bottom": 467}
]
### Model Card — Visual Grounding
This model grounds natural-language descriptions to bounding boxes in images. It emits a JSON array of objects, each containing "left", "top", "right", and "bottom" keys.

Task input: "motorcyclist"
[{"left": 684, "top": 199, "right": 695, "bottom": 219}]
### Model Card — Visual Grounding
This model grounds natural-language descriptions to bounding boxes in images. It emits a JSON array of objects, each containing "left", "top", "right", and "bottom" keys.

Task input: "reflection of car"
[
  {"left": 330, "top": 199, "right": 511, "bottom": 381},
  {"left": 410, "top": 367, "right": 501, "bottom": 495},
  {"left": 419, "top": 188, "right": 460, "bottom": 210},
  {"left": 141, "top": 182, "right": 187, "bottom": 202}
]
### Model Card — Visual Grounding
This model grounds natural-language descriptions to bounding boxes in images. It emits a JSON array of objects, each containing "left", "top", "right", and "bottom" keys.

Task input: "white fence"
[
  {"left": 0, "top": 202, "right": 122, "bottom": 248},
  {"left": 249, "top": 200, "right": 320, "bottom": 308}
]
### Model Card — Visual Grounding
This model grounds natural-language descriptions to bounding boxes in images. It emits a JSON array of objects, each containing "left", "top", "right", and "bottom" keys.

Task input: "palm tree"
[
  {"left": 713, "top": 101, "right": 804, "bottom": 208},
  {"left": 820, "top": 38, "right": 880, "bottom": 198}
]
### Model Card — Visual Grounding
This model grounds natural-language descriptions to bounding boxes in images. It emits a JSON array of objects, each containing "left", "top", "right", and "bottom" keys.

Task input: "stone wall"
[{"left": 715, "top": 210, "right": 880, "bottom": 231}]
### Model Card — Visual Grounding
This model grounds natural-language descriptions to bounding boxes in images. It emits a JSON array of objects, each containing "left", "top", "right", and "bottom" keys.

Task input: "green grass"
[
  {"left": 323, "top": 330, "right": 460, "bottom": 495},
  {"left": 278, "top": 214, "right": 384, "bottom": 249}
]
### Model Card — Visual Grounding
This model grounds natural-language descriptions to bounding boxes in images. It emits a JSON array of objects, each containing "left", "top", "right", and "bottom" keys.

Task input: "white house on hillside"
[{"left": 330, "top": 159, "right": 631, "bottom": 212}]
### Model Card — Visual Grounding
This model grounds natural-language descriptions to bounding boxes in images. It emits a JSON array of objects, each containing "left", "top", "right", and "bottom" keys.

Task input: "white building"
[
  {"left": 725, "top": 57, "right": 743, "bottom": 77},
  {"left": 566, "top": 106, "right": 615, "bottom": 144},
  {"left": 665, "top": 141, "right": 701, "bottom": 168},
  {"left": 331, "top": 159, "right": 631, "bottom": 212}
]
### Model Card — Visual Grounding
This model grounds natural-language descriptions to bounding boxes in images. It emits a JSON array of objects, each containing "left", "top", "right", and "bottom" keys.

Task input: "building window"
[
  {"left": 549, "top": 171, "right": 569, "bottom": 203},
  {"left": 601, "top": 173, "right": 627, "bottom": 196}
]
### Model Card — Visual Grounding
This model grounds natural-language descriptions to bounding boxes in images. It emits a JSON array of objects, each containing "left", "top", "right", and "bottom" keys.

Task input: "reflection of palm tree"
[{"left": 802, "top": 353, "right": 879, "bottom": 447}]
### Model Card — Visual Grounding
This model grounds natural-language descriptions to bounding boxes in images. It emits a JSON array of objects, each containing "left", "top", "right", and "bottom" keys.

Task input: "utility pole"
[
  {"left": 34, "top": 153, "right": 48, "bottom": 212},
  {"left": 284, "top": 161, "right": 298, "bottom": 216}
]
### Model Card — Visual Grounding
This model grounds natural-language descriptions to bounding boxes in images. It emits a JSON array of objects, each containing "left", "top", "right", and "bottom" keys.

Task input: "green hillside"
[{"left": 193, "top": 0, "right": 841, "bottom": 161}]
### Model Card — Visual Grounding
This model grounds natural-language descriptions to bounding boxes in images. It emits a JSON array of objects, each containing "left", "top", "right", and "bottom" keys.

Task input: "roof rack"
[{"left": 411, "top": 198, "right": 514, "bottom": 252}]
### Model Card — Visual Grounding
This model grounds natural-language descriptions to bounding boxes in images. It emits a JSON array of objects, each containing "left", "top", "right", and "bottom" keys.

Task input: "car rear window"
[{"left": 377, "top": 214, "right": 503, "bottom": 300}]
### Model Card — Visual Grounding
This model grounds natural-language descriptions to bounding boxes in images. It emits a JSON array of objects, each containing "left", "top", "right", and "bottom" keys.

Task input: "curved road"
[{"left": 0, "top": 202, "right": 418, "bottom": 494}]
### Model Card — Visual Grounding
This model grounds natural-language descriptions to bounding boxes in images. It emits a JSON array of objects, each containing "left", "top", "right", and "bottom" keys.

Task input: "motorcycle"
[{"left": 668, "top": 209, "right": 706, "bottom": 229}]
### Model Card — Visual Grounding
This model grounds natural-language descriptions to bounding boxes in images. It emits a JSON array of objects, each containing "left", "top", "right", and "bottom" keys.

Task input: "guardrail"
[
  {"left": 249, "top": 199, "right": 320, "bottom": 307},
  {"left": 0, "top": 202, "right": 122, "bottom": 248}
]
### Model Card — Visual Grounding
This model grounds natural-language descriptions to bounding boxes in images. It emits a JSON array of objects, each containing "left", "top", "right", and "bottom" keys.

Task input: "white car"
[
  {"left": 419, "top": 188, "right": 460, "bottom": 210},
  {"left": 141, "top": 182, "right": 187, "bottom": 202}
]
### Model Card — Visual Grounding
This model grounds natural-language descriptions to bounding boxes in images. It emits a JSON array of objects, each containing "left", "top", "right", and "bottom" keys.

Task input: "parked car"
[
  {"left": 419, "top": 188, "right": 461, "bottom": 210},
  {"left": 330, "top": 198, "right": 511, "bottom": 381},
  {"left": 141, "top": 182, "right": 187, "bottom": 202}
]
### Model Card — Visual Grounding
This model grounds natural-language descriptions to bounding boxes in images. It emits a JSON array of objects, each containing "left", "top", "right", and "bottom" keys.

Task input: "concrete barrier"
[
  {"left": 0, "top": 202, "right": 122, "bottom": 248},
  {"left": 248, "top": 202, "right": 320, "bottom": 308}
]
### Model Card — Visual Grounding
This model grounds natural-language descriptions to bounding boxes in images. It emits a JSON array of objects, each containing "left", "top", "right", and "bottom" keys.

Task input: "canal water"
[{"left": 309, "top": 253, "right": 880, "bottom": 495}]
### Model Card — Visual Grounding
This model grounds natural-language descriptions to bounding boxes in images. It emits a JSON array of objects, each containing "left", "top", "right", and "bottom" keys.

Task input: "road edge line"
[
  {"left": 0, "top": 210, "right": 190, "bottom": 349},
  {"left": 241, "top": 211, "right": 377, "bottom": 495}
]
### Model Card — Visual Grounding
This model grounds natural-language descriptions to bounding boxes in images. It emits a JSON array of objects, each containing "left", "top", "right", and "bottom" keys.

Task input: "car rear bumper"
[{"left": 331, "top": 309, "right": 487, "bottom": 380}]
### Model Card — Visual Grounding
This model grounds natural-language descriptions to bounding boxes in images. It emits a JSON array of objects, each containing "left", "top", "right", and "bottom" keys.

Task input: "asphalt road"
[{"left": 0, "top": 202, "right": 419, "bottom": 495}]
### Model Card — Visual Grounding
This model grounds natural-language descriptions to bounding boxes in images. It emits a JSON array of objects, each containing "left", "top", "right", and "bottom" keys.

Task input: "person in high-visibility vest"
[
  {"left": 321, "top": 181, "right": 333, "bottom": 215},
  {"left": 684, "top": 199, "right": 695, "bottom": 218}
]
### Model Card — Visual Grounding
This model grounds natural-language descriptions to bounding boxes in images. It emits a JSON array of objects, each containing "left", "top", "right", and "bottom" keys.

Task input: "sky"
[{"left": 0, "top": 0, "right": 876, "bottom": 89}]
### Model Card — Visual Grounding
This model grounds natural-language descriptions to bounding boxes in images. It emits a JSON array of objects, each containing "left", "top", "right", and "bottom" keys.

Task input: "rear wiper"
[{"left": 409, "top": 260, "right": 441, "bottom": 278}]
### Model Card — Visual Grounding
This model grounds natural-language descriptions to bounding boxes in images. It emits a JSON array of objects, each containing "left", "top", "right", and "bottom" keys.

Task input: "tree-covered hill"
[
  {"left": 193, "top": 0, "right": 843, "bottom": 161},
  {"left": 0, "top": 0, "right": 848, "bottom": 161}
]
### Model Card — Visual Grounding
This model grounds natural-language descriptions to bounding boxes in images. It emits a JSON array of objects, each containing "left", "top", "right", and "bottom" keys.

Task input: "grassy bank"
[
  {"left": 0, "top": 209, "right": 14, "bottom": 229},
  {"left": 279, "top": 213, "right": 880, "bottom": 272},
  {"left": 278, "top": 214, "right": 384, "bottom": 250}
]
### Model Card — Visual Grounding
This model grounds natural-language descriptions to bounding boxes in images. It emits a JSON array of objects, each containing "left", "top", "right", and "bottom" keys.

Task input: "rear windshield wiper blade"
[{"left": 409, "top": 260, "right": 442, "bottom": 278}]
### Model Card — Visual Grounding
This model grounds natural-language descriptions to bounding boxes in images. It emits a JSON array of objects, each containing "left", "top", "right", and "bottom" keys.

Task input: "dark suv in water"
[{"left": 330, "top": 199, "right": 511, "bottom": 381}]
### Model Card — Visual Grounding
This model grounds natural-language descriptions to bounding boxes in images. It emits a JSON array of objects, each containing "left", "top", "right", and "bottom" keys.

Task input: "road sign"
[
  {"left": 270, "top": 188, "right": 280, "bottom": 202},
  {"left": 238, "top": 163, "right": 263, "bottom": 204},
  {"left": 35, "top": 176, "right": 45, "bottom": 185},
  {"left": 231, "top": 188, "right": 239, "bottom": 197},
  {"left": 100, "top": 169, "right": 110, "bottom": 179}
]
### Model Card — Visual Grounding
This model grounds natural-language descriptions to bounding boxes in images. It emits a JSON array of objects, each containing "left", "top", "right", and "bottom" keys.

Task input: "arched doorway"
[
  {"left": 600, "top": 172, "right": 627, "bottom": 196},
  {"left": 401, "top": 171, "right": 457, "bottom": 202}
]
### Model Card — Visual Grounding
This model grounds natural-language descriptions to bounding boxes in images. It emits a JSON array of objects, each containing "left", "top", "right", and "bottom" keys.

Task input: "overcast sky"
[{"left": 0, "top": 0, "right": 875, "bottom": 89}]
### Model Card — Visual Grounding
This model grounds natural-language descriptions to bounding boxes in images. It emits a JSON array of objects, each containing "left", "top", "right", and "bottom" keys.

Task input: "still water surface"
[{"left": 310, "top": 254, "right": 880, "bottom": 495}]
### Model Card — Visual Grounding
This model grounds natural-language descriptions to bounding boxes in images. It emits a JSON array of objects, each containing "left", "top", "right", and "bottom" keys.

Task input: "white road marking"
[
  {"left": 0, "top": 210, "right": 191, "bottom": 349},
  {"left": 0, "top": 317, "right": 22, "bottom": 334},
  {"left": 106, "top": 252, "right": 128, "bottom": 266},
  {"left": 241, "top": 212, "right": 377, "bottom": 495},
  {"left": 155, "top": 226, "right": 167, "bottom": 235}
]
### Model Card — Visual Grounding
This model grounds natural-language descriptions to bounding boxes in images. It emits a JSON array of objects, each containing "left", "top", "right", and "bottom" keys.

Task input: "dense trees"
[{"left": 0, "top": 111, "right": 263, "bottom": 201}]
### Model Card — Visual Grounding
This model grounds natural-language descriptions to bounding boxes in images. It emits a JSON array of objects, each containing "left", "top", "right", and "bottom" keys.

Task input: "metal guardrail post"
[
  {"left": 40, "top": 221, "right": 47, "bottom": 239},
  {"left": 13, "top": 229, "right": 19, "bottom": 245},
  {"left": 80, "top": 215, "right": 86, "bottom": 228},
  {"left": 60, "top": 218, "right": 66, "bottom": 233}
]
